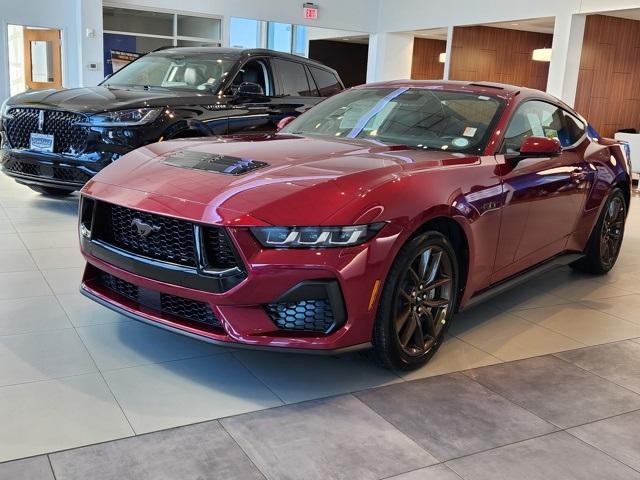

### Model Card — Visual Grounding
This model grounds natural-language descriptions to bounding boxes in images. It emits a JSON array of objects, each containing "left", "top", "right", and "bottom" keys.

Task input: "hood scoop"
[{"left": 163, "top": 150, "right": 268, "bottom": 176}]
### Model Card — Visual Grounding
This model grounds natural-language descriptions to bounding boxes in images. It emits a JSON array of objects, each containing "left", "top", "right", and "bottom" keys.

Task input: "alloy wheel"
[{"left": 600, "top": 195, "right": 625, "bottom": 268}]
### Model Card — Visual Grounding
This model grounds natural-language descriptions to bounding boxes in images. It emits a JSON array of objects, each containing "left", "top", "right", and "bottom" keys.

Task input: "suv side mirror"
[
  {"left": 277, "top": 116, "right": 296, "bottom": 131},
  {"left": 519, "top": 136, "right": 561, "bottom": 156},
  {"left": 236, "top": 82, "right": 264, "bottom": 97}
]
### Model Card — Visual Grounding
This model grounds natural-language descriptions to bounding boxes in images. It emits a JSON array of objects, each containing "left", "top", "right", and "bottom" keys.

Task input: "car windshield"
[
  {"left": 283, "top": 87, "right": 504, "bottom": 153},
  {"left": 102, "top": 51, "right": 239, "bottom": 93}
]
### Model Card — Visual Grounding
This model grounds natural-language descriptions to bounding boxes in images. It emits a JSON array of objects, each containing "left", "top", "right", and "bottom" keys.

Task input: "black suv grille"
[
  {"left": 98, "top": 272, "right": 221, "bottom": 327},
  {"left": 5, "top": 108, "right": 89, "bottom": 154},
  {"left": 100, "top": 203, "right": 198, "bottom": 267},
  {"left": 265, "top": 299, "right": 336, "bottom": 334}
]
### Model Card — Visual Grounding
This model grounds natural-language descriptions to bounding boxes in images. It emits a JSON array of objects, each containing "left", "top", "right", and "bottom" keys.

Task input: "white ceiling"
[
  {"left": 603, "top": 9, "right": 640, "bottom": 21},
  {"left": 483, "top": 17, "right": 555, "bottom": 34}
]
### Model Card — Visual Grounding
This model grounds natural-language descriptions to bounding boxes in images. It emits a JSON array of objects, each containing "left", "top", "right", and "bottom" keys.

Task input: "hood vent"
[{"left": 164, "top": 150, "right": 268, "bottom": 176}]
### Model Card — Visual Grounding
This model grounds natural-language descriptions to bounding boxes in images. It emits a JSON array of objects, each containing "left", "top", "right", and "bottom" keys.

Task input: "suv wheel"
[{"left": 373, "top": 231, "right": 458, "bottom": 370}]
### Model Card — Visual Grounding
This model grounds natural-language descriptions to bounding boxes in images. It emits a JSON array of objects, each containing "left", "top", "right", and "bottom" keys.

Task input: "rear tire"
[
  {"left": 571, "top": 188, "right": 627, "bottom": 275},
  {"left": 28, "top": 186, "right": 74, "bottom": 197},
  {"left": 373, "top": 231, "right": 459, "bottom": 370}
]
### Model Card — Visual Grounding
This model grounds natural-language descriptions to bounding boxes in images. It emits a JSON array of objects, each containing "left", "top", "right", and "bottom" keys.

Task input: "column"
[
  {"left": 547, "top": 12, "right": 586, "bottom": 107},
  {"left": 366, "top": 32, "right": 414, "bottom": 83}
]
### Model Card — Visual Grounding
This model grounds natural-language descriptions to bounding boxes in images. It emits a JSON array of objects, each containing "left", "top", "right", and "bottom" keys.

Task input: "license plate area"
[{"left": 29, "top": 133, "right": 54, "bottom": 153}]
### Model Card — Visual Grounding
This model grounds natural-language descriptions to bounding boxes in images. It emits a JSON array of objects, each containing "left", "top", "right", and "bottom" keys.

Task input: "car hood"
[
  {"left": 85, "top": 134, "right": 475, "bottom": 226},
  {"left": 5, "top": 85, "right": 221, "bottom": 114}
]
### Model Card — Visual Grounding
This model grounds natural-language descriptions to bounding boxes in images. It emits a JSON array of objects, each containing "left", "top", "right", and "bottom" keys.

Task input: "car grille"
[
  {"left": 2, "top": 157, "right": 94, "bottom": 183},
  {"left": 264, "top": 299, "right": 336, "bottom": 334},
  {"left": 99, "top": 272, "right": 221, "bottom": 327},
  {"left": 5, "top": 108, "right": 89, "bottom": 154},
  {"left": 202, "top": 228, "right": 239, "bottom": 269}
]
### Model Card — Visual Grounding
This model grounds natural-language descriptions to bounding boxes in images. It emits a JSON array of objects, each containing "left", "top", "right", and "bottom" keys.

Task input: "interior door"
[
  {"left": 23, "top": 28, "right": 62, "bottom": 90},
  {"left": 491, "top": 100, "right": 589, "bottom": 283}
]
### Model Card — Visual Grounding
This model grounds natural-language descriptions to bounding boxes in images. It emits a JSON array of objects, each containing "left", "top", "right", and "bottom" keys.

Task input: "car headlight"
[
  {"left": 250, "top": 223, "right": 385, "bottom": 248},
  {"left": 83, "top": 108, "right": 162, "bottom": 127}
]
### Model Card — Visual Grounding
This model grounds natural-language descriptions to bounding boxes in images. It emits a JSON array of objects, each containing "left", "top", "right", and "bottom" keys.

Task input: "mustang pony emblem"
[{"left": 131, "top": 218, "right": 161, "bottom": 238}]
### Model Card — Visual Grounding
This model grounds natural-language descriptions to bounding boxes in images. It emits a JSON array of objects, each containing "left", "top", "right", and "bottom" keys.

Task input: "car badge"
[
  {"left": 131, "top": 218, "right": 161, "bottom": 238},
  {"left": 37, "top": 110, "right": 45, "bottom": 132}
]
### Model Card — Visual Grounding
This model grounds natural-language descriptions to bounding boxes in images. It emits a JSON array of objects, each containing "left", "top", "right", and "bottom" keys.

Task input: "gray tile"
[
  {"left": 76, "top": 321, "right": 229, "bottom": 371},
  {"left": 0, "top": 456, "right": 55, "bottom": 480},
  {"left": 357, "top": 373, "right": 556, "bottom": 461},
  {"left": 41, "top": 268, "right": 84, "bottom": 295},
  {"left": 0, "top": 233, "right": 26, "bottom": 251},
  {"left": 57, "top": 292, "right": 131, "bottom": 327},
  {"left": 103, "top": 354, "right": 282, "bottom": 434},
  {"left": 0, "top": 249, "right": 36, "bottom": 272},
  {"left": 0, "top": 329, "right": 96, "bottom": 386},
  {"left": 465, "top": 355, "right": 640, "bottom": 428},
  {"left": 234, "top": 350, "right": 401, "bottom": 403},
  {"left": 19, "top": 230, "right": 79, "bottom": 250},
  {"left": 0, "top": 219, "right": 16, "bottom": 234},
  {"left": 387, "top": 464, "right": 462, "bottom": 480},
  {"left": 0, "top": 271, "right": 52, "bottom": 300},
  {"left": 0, "top": 374, "right": 133, "bottom": 462},
  {"left": 555, "top": 341, "right": 640, "bottom": 393},
  {"left": 0, "top": 296, "right": 71, "bottom": 336},
  {"left": 49, "top": 421, "right": 264, "bottom": 480},
  {"left": 222, "top": 395, "right": 437, "bottom": 480},
  {"left": 446, "top": 431, "right": 640, "bottom": 480},
  {"left": 29, "top": 247, "right": 85, "bottom": 270},
  {"left": 568, "top": 410, "right": 640, "bottom": 472}
]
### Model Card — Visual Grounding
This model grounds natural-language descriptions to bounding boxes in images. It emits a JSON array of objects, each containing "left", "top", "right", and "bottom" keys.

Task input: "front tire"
[
  {"left": 373, "top": 231, "right": 459, "bottom": 370},
  {"left": 28, "top": 185, "right": 74, "bottom": 197},
  {"left": 571, "top": 188, "right": 627, "bottom": 275}
]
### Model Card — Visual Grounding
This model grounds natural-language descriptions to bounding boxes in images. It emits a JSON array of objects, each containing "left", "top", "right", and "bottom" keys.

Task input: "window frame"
[
  {"left": 307, "top": 65, "right": 343, "bottom": 98},
  {"left": 225, "top": 56, "right": 275, "bottom": 97},
  {"left": 271, "top": 57, "right": 316, "bottom": 98}
]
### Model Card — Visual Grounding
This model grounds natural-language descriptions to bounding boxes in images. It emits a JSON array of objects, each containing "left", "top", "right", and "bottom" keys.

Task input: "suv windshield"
[
  {"left": 102, "top": 51, "right": 240, "bottom": 93},
  {"left": 284, "top": 87, "right": 504, "bottom": 153}
]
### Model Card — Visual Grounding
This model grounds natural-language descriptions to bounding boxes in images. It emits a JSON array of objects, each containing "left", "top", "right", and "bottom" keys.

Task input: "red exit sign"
[{"left": 303, "top": 3, "right": 318, "bottom": 19}]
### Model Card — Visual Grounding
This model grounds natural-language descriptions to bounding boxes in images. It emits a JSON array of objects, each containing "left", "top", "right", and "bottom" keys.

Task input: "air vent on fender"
[{"left": 163, "top": 150, "right": 268, "bottom": 175}]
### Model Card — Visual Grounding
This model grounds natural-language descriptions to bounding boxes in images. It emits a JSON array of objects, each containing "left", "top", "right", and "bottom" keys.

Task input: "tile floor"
[{"left": 0, "top": 174, "right": 639, "bottom": 478}]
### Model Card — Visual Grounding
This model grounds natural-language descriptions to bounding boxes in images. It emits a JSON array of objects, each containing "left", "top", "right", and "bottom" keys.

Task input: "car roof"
[
  {"left": 149, "top": 47, "right": 337, "bottom": 72},
  {"left": 358, "top": 79, "right": 550, "bottom": 100}
]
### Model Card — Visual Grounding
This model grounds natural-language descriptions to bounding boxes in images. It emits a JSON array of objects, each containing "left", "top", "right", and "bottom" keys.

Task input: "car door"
[
  {"left": 491, "top": 100, "right": 589, "bottom": 283},
  {"left": 269, "top": 58, "right": 324, "bottom": 121},
  {"left": 226, "top": 57, "right": 278, "bottom": 134}
]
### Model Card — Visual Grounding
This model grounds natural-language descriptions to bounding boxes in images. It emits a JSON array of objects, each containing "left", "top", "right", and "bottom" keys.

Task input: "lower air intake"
[{"left": 264, "top": 299, "right": 336, "bottom": 334}]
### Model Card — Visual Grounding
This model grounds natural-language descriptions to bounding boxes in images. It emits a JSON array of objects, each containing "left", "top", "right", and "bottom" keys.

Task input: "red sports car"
[{"left": 78, "top": 81, "right": 630, "bottom": 369}]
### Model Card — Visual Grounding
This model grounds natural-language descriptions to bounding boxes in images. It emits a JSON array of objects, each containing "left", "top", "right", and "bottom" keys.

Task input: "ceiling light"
[
  {"left": 439, "top": 52, "right": 446, "bottom": 63},
  {"left": 532, "top": 48, "right": 552, "bottom": 62}
]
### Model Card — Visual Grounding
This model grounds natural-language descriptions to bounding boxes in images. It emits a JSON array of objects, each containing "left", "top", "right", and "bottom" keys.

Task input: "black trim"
[
  {"left": 462, "top": 252, "right": 585, "bottom": 311},
  {"left": 80, "top": 286, "right": 370, "bottom": 355},
  {"left": 81, "top": 236, "right": 246, "bottom": 293}
]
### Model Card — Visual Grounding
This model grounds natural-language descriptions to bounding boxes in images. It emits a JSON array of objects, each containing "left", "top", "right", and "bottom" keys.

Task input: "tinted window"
[
  {"left": 284, "top": 87, "right": 504, "bottom": 153},
  {"left": 503, "top": 100, "right": 569, "bottom": 153},
  {"left": 562, "top": 111, "right": 586, "bottom": 145},
  {"left": 272, "top": 59, "right": 315, "bottom": 96},
  {"left": 309, "top": 66, "right": 342, "bottom": 97}
]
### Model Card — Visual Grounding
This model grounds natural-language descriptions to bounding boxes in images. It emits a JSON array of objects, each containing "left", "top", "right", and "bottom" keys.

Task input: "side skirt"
[{"left": 461, "top": 253, "right": 585, "bottom": 311}]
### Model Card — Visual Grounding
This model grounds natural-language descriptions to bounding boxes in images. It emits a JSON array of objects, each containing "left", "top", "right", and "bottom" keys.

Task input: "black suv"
[{"left": 0, "top": 48, "right": 344, "bottom": 196}]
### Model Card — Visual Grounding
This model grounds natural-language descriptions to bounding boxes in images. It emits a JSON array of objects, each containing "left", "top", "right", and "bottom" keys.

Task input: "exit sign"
[{"left": 303, "top": 3, "right": 318, "bottom": 19}]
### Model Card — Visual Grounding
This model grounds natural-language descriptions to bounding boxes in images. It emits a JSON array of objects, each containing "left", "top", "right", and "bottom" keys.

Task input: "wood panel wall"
[
  {"left": 411, "top": 38, "right": 446, "bottom": 80},
  {"left": 574, "top": 15, "right": 640, "bottom": 138},
  {"left": 449, "top": 25, "right": 552, "bottom": 91}
]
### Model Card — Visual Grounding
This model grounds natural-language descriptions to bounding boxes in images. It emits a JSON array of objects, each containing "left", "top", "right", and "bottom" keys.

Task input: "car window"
[
  {"left": 308, "top": 66, "right": 342, "bottom": 97},
  {"left": 272, "top": 59, "right": 316, "bottom": 97},
  {"left": 502, "top": 100, "right": 569, "bottom": 153},
  {"left": 227, "top": 59, "right": 273, "bottom": 96},
  {"left": 561, "top": 110, "right": 586, "bottom": 145},
  {"left": 283, "top": 87, "right": 504, "bottom": 153}
]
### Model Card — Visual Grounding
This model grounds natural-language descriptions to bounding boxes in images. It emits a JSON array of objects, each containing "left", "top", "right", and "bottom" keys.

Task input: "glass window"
[
  {"left": 273, "top": 59, "right": 315, "bottom": 96},
  {"left": 561, "top": 111, "right": 586, "bottom": 145},
  {"left": 268, "top": 22, "right": 293, "bottom": 53},
  {"left": 227, "top": 59, "right": 273, "bottom": 96},
  {"left": 292, "top": 25, "right": 307, "bottom": 57},
  {"left": 103, "top": 51, "right": 239, "bottom": 92},
  {"left": 283, "top": 88, "right": 504, "bottom": 153},
  {"left": 177, "top": 15, "right": 220, "bottom": 40},
  {"left": 103, "top": 7, "right": 173, "bottom": 36},
  {"left": 230, "top": 17, "right": 260, "bottom": 49},
  {"left": 503, "top": 101, "right": 566, "bottom": 153},
  {"left": 308, "top": 66, "right": 342, "bottom": 97}
]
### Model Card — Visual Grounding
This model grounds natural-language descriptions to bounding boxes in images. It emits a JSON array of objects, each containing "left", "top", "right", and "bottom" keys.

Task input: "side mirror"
[
  {"left": 277, "top": 116, "right": 296, "bottom": 131},
  {"left": 519, "top": 136, "right": 562, "bottom": 156},
  {"left": 236, "top": 82, "right": 264, "bottom": 97}
]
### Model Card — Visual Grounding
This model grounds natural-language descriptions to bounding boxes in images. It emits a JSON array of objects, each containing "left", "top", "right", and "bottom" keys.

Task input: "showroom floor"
[{"left": 1, "top": 174, "right": 640, "bottom": 479}]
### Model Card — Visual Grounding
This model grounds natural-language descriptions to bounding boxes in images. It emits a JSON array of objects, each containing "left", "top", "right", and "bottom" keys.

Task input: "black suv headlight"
[
  {"left": 80, "top": 108, "right": 162, "bottom": 127},
  {"left": 250, "top": 223, "right": 385, "bottom": 248}
]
